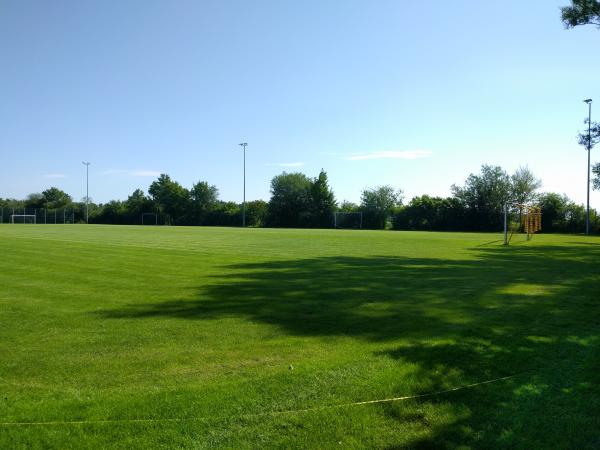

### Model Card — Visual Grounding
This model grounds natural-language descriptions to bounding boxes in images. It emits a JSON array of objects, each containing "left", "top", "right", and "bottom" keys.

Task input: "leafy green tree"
[
  {"left": 393, "top": 196, "right": 466, "bottom": 231},
  {"left": 537, "top": 192, "right": 595, "bottom": 233},
  {"left": 511, "top": 166, "right": 542, "bottom": 205},
  {"left": 245, "top": 200, "right": 269, "bottom": 227},
  {"left": 309, "top": 169, "right": 336, "bottom": 227},
  {"left": 190, "top": 181, "right": 219, "bottom": 224},
  {"left": 593, "top": 162, "right": 600, "bottom": 190},
  {"left": 92, "top": 200, "right": 128, "bottom": 224},
  {"left": 125, "top": 189, "right": 155, "bottom": 222},
  {"left": 148, "top": 174, "right": 190, "bottom": 225},
  {"left": 206, "top": 201, "right": 241, "bottom": 226},
  {"left": 338, "top": 200, "right": 359, "bottom": 212},
  {"left": 360, "top": 185, "right": 402, "bottom": 229},
  {"left": 451, "top": 165, "right": 512, "bottom": 231},
  {"left": 267, "top": 172, "right": 312, "bottom": 227},
  {"left": 74, "top": 200, "right": 98, "bottom": 223},
  {"left": 25, "top": 193, "right": 46, "bottom": 209},
  {"left": 561, "top": 0, "right": 600, "bottom": 28},
  {"left": 511, "top": 166, "right": 542, "bottom": 226},
  {"left": 578, "top": 120, "right": 600, "bottom": 148},
  {"left": 578, "top": 121, "right": 600, "bottom": 191},
  {"left": 393, "top": 195, "right": 440, "bottom": 231},
  {"left": 563, "top": 202, "right": 587, "bottom": 232},
  {"left": 538, "top": 193, "right": 568, "bottom": 232},
  {"left": 42, "top": 187, "right": 72, "bottom": 209}
]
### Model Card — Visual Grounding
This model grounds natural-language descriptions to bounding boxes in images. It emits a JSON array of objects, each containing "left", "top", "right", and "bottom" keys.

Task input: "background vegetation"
[{"left": 2, "top": 164, "right": 599, "bottom": 233}]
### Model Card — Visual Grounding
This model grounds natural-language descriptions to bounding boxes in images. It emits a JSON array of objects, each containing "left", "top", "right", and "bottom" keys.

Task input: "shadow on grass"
[{"left": 101, "top": 243, "right": 600, "bottom": 447}]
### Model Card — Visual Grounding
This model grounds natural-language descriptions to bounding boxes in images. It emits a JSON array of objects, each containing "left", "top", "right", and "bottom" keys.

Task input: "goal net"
[
  {"left": 142, "top": 213, "right": 158, "bottom": 225},
  {"left": 11, "top": 214, "right": 36, "bottom": 224},
  {"left": 503, "top": 204, "right": 541, "bottom": 245},
  {"left": 334, "top": 212, "right": 363, "bottom": 229}
]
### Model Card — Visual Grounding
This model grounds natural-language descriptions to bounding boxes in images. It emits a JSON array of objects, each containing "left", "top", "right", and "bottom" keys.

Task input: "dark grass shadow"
[
  {"left": 103, "top": 255, "right": 481, "bottom": 339},
  {"left": 100, "top": 243, "right": 600, "bottom": 447},
  {"left": 101, "top": 244, "right": 600, "bottom": 342},
  {"left": 476, "top": 239, "right": 504, "bottom": 246}
]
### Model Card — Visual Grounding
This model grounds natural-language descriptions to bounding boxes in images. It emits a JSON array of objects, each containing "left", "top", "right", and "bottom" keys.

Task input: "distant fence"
[{"left": 0, "top": 207, "right": 75, "bottom": 224}]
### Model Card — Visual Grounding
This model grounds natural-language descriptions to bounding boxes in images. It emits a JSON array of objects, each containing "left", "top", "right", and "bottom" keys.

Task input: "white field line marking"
[{"left": 0, "top": 372, "right": 522, "bottom": 427}]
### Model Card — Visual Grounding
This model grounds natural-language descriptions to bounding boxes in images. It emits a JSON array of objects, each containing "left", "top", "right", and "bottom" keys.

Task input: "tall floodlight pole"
[
  {"left": 238, "top": 143, "right": 247, "bottom": 227},
  {"left": 584, "top": 99, "right": 592, "bottom": 235},
  {"left": 82, "top": 161, "right": 91, "bottom": 224}
]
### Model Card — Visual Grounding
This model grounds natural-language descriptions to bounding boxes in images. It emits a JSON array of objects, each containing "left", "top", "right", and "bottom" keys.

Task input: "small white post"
[{"left": 503, "top": 204, "right": 508, "bottom": 245}]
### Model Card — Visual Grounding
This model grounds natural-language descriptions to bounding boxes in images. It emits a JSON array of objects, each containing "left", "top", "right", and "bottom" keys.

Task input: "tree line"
[{"left": 1, "top": 164, "right": 599, "bottom": 233}]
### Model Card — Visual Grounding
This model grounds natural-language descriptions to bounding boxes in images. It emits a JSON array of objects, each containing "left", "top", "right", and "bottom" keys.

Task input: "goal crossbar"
[
  {"left": 10, "top": 214, "right": 36, "bottom": 224},
  {"left": 334, "top": 211, "right": 363, "bottom": 229},
  {"left": 503, "top": 203, "right": 541, "bottom": 245},
  {"left": 142, "top": 213, "right": 158, "bottom": 225}
]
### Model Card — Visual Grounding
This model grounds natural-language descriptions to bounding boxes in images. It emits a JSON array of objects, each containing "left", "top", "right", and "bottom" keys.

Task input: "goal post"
[
  {"left": 142, "top": 212, "right": 158, "bottom": 225},
  {"left": 10, "top": 214, "right": 36, "bottom": 224},
  {"left": 504, "top": 203, "right": 541, "bottom": 245},
  {"left": 4, "top": 209, "right": 74, "bottom": 225},
  {"left": 334, "top": 211, "right": 363, "bottom": 229}
]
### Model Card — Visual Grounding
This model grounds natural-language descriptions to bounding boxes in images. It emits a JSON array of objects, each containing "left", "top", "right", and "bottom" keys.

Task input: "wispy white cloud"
[
  {"left": 44, "top": 173, "right": 67, "bottom": 178},
  {"left": 346, "top": 150, "right": 432, "bottom": 161},
  {"left": 265, "top": 162, "right": 306, "bottom": 168},
  {"left": 132, "top": 170, "right": 161, "bottom": 177},
  {"left": 99, "top": 169, "right": 161, "bottom": 177},
  {"left": 99, "top": 169, "right": 128, "bottom": 176}
]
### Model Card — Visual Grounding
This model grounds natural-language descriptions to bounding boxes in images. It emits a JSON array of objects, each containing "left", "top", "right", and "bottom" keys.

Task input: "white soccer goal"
[
  {"left": 503, "top": 203, "right": 542, "bottom": 245},
  {"left": 142, "top": 212, "right": 158, "bottom": 225},
  {"left": 334, "top": 211, "right": 363, "bottom": 229},
  {"left": 11, "top": 214, "right": 36, "bottom": 224}
]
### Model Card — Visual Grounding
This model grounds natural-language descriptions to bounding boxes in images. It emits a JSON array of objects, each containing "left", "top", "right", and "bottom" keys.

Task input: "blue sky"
[{"left": 1, "top": 0, "right": 599, "bottom": 207}]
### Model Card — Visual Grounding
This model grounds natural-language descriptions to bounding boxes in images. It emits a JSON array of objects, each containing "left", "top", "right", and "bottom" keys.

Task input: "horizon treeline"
[{"left": 1, "top": 165, "right": 598, "bottom": 234}]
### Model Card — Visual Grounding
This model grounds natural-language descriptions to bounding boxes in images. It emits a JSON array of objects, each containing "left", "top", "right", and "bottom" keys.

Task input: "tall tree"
[
  {"left": 267, "top": 172, "right": 312, "bottom": 227},
  {"left": 393, "top": 196, "right": 467, "bottom": 232},
  {"left": 511, "top": 166, "right": 542, "bottom": 205},
  {"left": 510, "top": 166, "right": 542, "bottom": 229},
  {"left": 42, "top": 187, "right": 72, "bottom": 209},
  {"left": 309, "top": 169, "right": 336, "bottom": 227},
  {"left": 593, "top": 163, "right": 600, "bottom": 190},
  {"left": 538, "top": 193, "right": 569, "bottom": 232},
  {"left": 578, "top": 121, "right": 600, "bottom": 191},
  {"left": 338, "top": 200, "right": 359, "bottom": 212},
  {"left": 190, "top": 181, "right": 219, "bottom": 224},
  {"left": 360, "top": 185, "right": 402, "bottom": 229},
  {"left": 125, "top": 189, "right": 155, "bottom": 221},
  {"left": 148, "top": 174, "right": 190, "bottom": 225},
  {"left": 451, "top": 165, "right": 512, "bottom": 231},
  {"left": 561, "top": 0, "right": 600, "bottom": 28},
  {"left": 578, "top": 120, "right": 600, "bottom": 150},
  {"left": 25, "top": 193, "right": 46, "bottom": 209},
  {"left": 93, "top": 200, "right": 128, "bottom": 224},
  {"left": 245, "top": 200, "right": 269, "bottom": 227}
]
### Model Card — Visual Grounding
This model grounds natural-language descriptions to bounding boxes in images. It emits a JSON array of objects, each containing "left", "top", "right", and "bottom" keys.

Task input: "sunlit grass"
[{"left": 0, "top": 225, "right": 598, "bottom": 448}]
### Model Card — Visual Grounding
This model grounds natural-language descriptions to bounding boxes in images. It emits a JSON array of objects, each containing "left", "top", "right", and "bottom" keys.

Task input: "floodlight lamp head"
[
  {"left": 239, "top": 142, "right": 247, "bottom": 147},
  {"left": 584, "top": 99, "right": 592, "bottom": 104}
]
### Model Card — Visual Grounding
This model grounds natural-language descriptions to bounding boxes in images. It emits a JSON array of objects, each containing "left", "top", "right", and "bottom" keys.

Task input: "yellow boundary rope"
[{"left": 0, "top": 372, "right": 524, "bottom": 427}]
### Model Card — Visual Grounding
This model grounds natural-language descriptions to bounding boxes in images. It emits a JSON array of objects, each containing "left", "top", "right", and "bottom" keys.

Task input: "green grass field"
[{"left": 0, "top": 225, "right": 598, "bottom": 449}]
